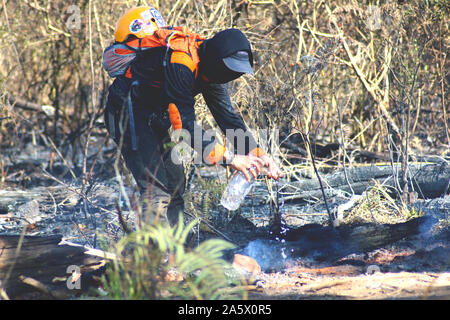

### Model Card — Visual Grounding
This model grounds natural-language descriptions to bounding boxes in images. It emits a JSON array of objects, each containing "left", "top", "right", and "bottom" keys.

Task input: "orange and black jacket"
[{"left": 106, "top": 38, "right": 263, "bottom": 165}]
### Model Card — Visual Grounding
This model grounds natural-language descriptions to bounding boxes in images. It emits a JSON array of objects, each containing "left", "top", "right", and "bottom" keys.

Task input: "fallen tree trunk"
[
  {"left": 4, "top": 93, "right": 47, "bottom": 114},
  {"left": 279, "top": 162, "right": 450, "bottom": 202},
  {"left": 0, "top": 235, "right": 107, "bottom": 299},
  {"left": 0, "top": 189, "right": 48, "bottom": 214},
  {"left": 0, "top": 186, "right": 78, "bottom": 215},
  {"left": 289, "top": 217, "right": 431, "bottom": 260},
  {"left": 244, "top": 216, "right": 433, "bottom": 271}
]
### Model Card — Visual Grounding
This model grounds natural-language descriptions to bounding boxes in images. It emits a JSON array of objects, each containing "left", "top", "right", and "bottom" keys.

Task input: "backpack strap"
[
  {"left": 170, "top": 52, "right": 196, "bottom": 73},
  {"left": 127, "top": 80, "right": 139, "bottom": 151},
  {"left": 106, "top": 105, "right": 116, "bottom": 140},
  {"left": 155, "top": 27, "right": 204, "bottom": 66}
]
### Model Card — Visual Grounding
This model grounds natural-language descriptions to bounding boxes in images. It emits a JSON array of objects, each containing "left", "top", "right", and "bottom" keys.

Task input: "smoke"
[
  {"left": 417, "top": 215, "right": 438, "bottom": 239},
  {"left": 240, "top": 239, "right": 295, "bottom": 272},
  {"left": 239, "top": 215, "right": 441, "bottom": 273}
]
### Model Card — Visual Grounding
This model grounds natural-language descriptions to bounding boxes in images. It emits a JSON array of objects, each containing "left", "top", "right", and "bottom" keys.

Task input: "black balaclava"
[{"left": 198, "top": 29, "right": 254, "bottom": 84}]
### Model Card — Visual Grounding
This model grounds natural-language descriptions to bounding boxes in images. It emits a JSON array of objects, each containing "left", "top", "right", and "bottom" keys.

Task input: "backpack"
[
  {"left": 103, "top": 27, "right": 204, "bottom": 151},
  {"left": 102, "top": 26, "right": 204, "bottom": 78}
]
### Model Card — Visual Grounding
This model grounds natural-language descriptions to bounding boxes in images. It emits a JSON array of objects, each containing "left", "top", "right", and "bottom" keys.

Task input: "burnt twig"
[
  {"left": 116, "top": 201, "right": 132, "bottom": 234},
  {"left": 304, "top": 135, "right": 335, "bottom": 227}
]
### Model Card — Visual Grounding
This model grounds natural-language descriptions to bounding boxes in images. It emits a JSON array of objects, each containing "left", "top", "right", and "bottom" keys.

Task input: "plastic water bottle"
[{"left": 220, "top": 169, "right": 255, "bottom": 211}]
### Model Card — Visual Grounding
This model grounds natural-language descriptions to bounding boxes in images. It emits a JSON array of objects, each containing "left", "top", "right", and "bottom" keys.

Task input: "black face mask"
[
  {"left": 198, "top": 29, "right": 253, "bottom": 84},
  {"left": 201, "top": 60, "right": 244, "bottom": 84}
]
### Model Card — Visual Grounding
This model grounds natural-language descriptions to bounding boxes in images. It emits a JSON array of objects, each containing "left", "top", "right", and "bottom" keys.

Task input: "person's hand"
[
  {"left": 229, "top": 154, "right": 265, "bottom": 182},
  {"left": 259, "top": 154, "right": 284, "bottom": 180}
]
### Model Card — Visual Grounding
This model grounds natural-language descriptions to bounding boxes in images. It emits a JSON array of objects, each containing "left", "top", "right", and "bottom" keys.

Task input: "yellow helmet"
[{"left": 115, "top": 6, "right": 166, "bottom": 42}]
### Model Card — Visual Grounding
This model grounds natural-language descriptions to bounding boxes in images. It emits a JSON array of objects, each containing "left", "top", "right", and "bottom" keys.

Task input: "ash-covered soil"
[{"left": 1, "top": 142, "right": 449, "bottom": 299}]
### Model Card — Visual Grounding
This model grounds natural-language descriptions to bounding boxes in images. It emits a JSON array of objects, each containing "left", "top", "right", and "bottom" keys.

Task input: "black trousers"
[{"left": 104, "top": 102, "right": 185, "bottom": 226}]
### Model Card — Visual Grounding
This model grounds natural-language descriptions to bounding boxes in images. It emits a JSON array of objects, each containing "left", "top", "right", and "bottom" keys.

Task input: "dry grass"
[
  {"left": 342, "top": 181, "right": 423, "bottom": 225},
  {"left": 0, "top": 2, "right": 448, "bottom": 300},
  {"left": 0, "top": 0, "right": 448, "bottom": 196}
]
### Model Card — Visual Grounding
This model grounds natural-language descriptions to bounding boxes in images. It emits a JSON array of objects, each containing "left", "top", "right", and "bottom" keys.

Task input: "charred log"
[
  {"left": 285, "top": 219, "right": 425, "bottom": 261},
  {"left": 242, "top": 217, "right": 433, "bottom": 271},
  {"left": 4, "top": 93, "right": 45, "bottom": 113},
  {"left": 280, "top": 162, "right": 450, "bottom": 202},
  {"left": 0, "top": 235, "right": 106, "bottom": 299}
]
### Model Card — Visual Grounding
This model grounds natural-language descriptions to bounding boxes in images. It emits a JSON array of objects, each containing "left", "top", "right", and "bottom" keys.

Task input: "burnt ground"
[{"left": 0, "top": 140, "right": 449, "bottom": 300}]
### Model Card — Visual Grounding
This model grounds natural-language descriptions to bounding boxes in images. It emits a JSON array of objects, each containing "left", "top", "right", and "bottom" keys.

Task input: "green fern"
[{"left": 102, "top": 216, "right": 244, "bottom": 300}]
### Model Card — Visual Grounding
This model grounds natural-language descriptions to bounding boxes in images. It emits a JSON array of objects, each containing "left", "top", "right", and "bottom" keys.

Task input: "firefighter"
[{"left": 103, "top": 6, "right": 282, "bottom": 226}]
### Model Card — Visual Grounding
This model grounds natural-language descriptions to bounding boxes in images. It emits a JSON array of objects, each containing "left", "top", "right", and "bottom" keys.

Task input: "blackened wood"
[
  {"left": 283, "top": 216, "right": 430, "bottom": 261},
  {"left": 280, "top": 162, "right": 450, "bottom": 201},
  {"left": 5, "top": 93, "right": 43, "bottom": 113},
  {"left": 0, "top": 235, "right": 104, "bottom": 299}
]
